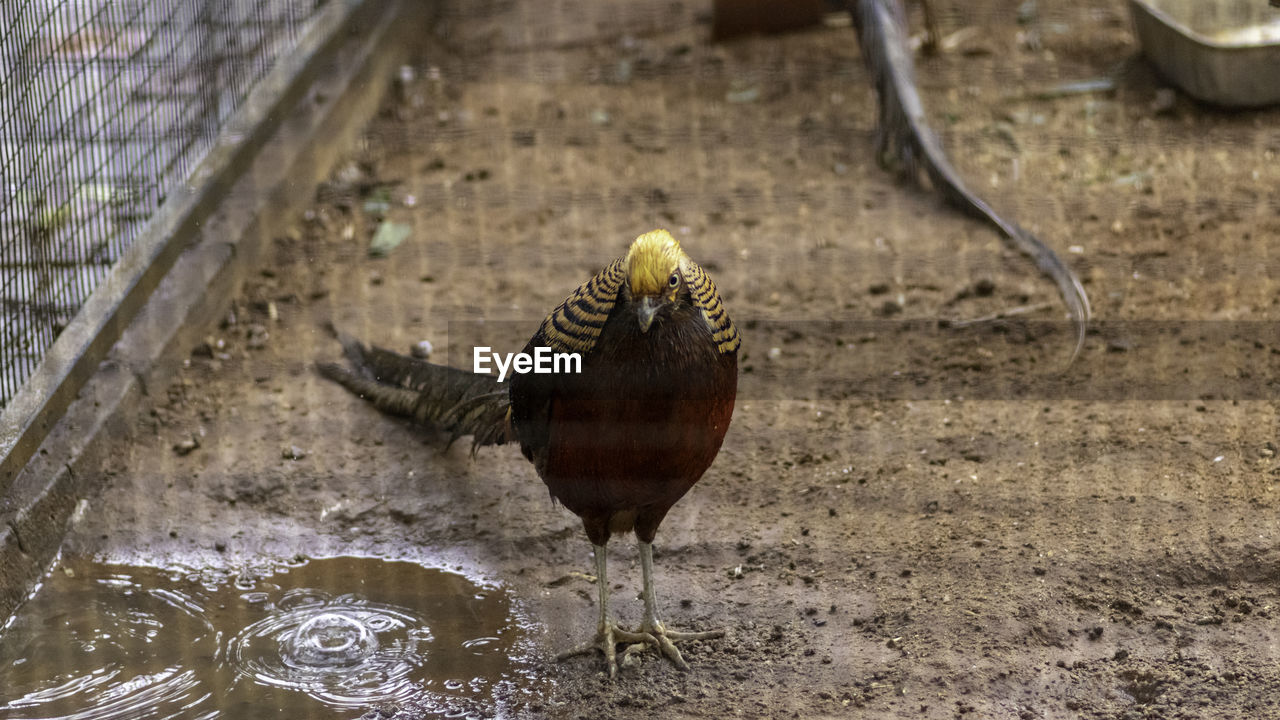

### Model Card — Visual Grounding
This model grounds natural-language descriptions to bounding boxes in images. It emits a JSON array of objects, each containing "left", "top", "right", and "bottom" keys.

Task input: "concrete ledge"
[{"left": 0, "top": 0, "right": 428, "bottom": 621}]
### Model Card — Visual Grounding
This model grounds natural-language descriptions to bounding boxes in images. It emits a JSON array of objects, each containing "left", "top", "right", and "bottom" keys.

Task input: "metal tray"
[{"left": 1129, "top": 0, "right": 1280, "bottom": 107}]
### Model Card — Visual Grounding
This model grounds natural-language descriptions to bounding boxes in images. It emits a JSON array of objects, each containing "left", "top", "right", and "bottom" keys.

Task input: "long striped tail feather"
[
  {"left": 850, "top": 0, "right": 1090, "bottom": 361},
  {"left": 317, "top": 323, "right": 511, "bottom": 451}
]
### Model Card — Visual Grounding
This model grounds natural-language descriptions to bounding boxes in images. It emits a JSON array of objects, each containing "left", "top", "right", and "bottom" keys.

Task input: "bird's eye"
[{"left": 668, "top": 272, "right": 680, "bottom": 288}]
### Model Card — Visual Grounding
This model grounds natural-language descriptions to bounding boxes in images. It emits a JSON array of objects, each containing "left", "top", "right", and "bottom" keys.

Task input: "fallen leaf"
[{"left": 369, "top": 221, "right": 411, "bottom": 257}]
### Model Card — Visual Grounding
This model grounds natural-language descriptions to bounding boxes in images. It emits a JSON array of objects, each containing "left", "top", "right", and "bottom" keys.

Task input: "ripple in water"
[
  {"left": 0, "top": 557, "right": 534, "bottom": 720},
  {"left": 229, "top": 592, "right": 432, "bottom": 708}
]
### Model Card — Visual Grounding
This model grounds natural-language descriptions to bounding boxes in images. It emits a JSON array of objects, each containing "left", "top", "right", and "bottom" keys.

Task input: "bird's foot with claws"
[
  {"left": 624, "top": 618, "right": 724, "bottom": 672},
  {"left": 557, "top": 620, "right": 724, "bottom": 677}
]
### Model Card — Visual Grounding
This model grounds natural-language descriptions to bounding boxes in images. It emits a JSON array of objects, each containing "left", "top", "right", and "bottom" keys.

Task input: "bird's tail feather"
[
  {"left": 850, "top": 0, "right": 1089, "bottom": 361},
  {"left": 317, "top": 324, "right": 511, "bottom": 450}
]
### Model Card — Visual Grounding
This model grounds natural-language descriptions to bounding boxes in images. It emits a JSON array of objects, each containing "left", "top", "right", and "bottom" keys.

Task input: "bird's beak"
[{"left": 637, "top": 296, "right": 660, "bottom": 333}]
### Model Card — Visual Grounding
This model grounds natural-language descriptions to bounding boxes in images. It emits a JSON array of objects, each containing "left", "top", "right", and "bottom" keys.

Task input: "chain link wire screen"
[{"left": 0, "top": 0, "right": 324, "bottom": 408}]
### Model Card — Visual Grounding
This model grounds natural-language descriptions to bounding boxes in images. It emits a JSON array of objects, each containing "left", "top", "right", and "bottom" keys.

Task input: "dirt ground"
[{"left": 61, "top": 0, "right": 1280, "bottom": 717}]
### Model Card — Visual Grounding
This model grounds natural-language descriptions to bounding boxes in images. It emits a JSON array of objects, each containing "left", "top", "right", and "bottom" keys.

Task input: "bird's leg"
[
  {"left": 555, "top": 543, "right": 655, "bottom": 677},
  {"left": 619, "top": 541, "right": 725, "bottom": 671}
]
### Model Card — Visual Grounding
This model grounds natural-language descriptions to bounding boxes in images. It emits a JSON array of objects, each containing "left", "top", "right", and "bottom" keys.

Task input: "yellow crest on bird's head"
[{"left": 625, "top": 229, "right": 684, "bottom": 297}]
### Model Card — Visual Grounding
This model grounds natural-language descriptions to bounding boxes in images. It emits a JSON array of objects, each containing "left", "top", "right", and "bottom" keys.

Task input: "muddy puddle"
[{"left": 0, "top": 556, "right": 536, "bottom": 719}]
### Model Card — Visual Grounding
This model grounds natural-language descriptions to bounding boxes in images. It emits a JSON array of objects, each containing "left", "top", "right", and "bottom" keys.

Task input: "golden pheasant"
[{"left": 318, "top": 229, "right": 740, "bottom": 676}]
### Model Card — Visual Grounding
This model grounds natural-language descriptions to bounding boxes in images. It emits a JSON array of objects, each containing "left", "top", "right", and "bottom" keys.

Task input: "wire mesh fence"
[{"left": 0, "top": 0, "right": 324, "bottom": 408}]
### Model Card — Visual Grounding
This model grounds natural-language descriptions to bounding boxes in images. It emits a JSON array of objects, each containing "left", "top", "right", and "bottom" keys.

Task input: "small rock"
[
  {"left": 1151, "top": 88, "right": 1177, "bottom": 115},
  {"left": 246, "top": 324, "right": 269, "bottom": 349},
  {"left": 282, "top": 445, "right": 306, "bottom": 460},
  {"left": 1016, "top": 0, "right": 1038, "bottom": 24},
  {"left": 173, "top": 435, "right": 200, "bottom": 456},
  {"left": 411, "top": 340, "right": 433, "bottom": 359},
  {"left": 1106, "top": 337, "right": 1133, "bottom": 353}
]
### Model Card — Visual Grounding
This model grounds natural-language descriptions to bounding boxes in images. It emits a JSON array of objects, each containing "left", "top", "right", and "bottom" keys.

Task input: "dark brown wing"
[{"left": 508, "top": 258, "right": 628, "bottom": 471}]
